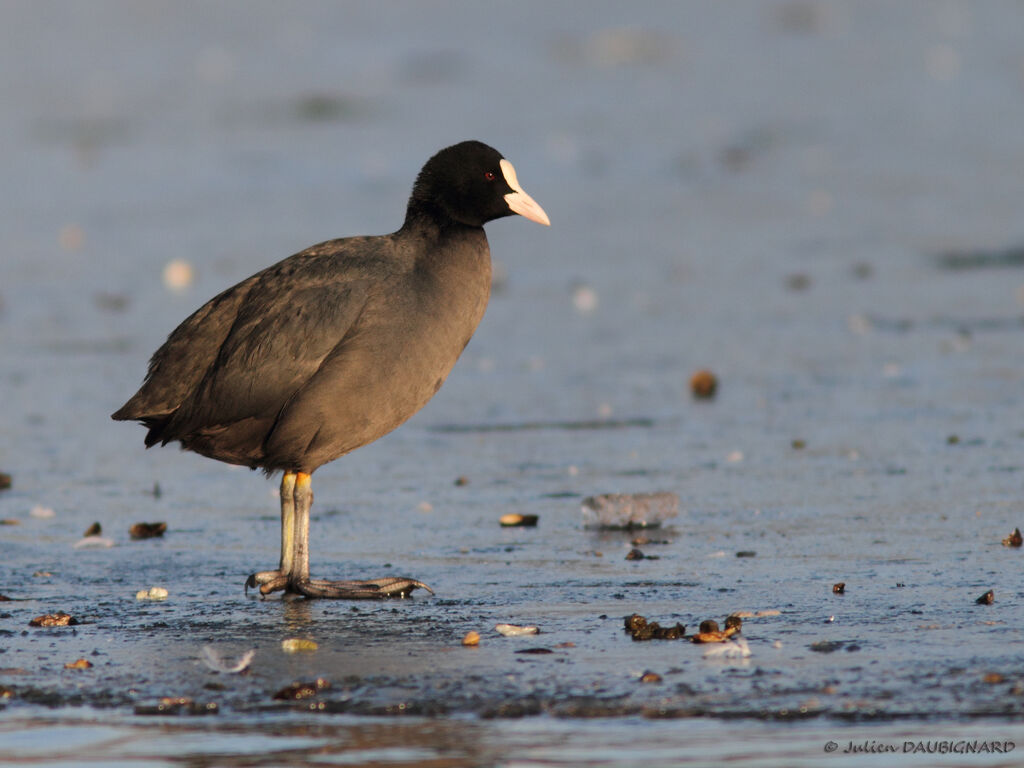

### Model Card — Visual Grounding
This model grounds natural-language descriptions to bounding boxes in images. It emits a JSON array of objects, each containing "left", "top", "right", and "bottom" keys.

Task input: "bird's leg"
[
  {"left": 244, "top": 471, "right": 295, "bottom": 595},
  {"left": 289, "top": 473, "right": 433, "bottom": 600}
]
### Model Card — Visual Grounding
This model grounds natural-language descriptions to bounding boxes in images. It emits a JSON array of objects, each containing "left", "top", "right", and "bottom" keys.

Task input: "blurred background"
[{"left": 2, "top": 1, "right": 1024, "bottom": 760}]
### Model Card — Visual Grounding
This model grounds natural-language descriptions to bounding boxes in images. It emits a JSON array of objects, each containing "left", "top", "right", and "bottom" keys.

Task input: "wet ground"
[{"left": 3, "top": 1, "right": 1024, "bottom": 765}]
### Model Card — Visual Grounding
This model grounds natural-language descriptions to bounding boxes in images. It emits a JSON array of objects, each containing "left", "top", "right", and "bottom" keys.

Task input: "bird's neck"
[{"left": 400, "top": 201, "right": 483, "bottom": 240}]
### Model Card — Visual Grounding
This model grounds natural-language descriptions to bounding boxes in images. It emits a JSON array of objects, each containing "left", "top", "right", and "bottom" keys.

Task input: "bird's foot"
[
  {"left": 293, "top": 576, "right": 433, "bottom": 599},
  {"left": 245, "top": 570, "right": 290, "bottom": 596}
]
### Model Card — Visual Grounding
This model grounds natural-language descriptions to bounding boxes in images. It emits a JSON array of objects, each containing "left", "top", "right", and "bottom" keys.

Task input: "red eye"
[{"left": 484, "top": 171, "right": 495, "bottom": 181}]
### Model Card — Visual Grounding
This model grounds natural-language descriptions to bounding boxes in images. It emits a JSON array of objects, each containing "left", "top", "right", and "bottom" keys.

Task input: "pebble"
[
  {"left": 462, "top": 631, "right": 481, "bottom": 646},
  {"left": 136, "top": 587, "right": 169, "bottom": 601},
  {"left": 571, "top": 283, "right": 598, "bottom": 314},
  {"left": 29, "top": 612, "right": 77, "bottom": 627},
  {"left": 976, "top": 589, "right": 994, "bottom": 605},
  {"left": 281, "top": 638, "right": 318, "bottom": 653},
  {"left": 495, "top": 623, "right": 539, "bottom": 637},
  {"left": 581, "top": 492, "right": 678, "bottom": 529},
  {"left": 83, "top": 522, "right": 102, "bottom": 537},
  {"left": 832, "top": 582, "right": 846, "bottom": 594},
  {"left": 690, "top": 369, "right": 718, "bottom": 399},
  {"left": 624, "top": 613, "right": 685, "bottom": 641},
  {"left": 162, "top": 258, "right": 195, "bottom": 290},
  {"left": 499, "top": 513, "right": 539, "bottom": 527},
  {"left": 130, "top": 522, "right": 168, "bottom": 539}
]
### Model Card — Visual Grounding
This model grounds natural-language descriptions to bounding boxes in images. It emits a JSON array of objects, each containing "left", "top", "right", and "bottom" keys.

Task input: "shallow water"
[{"left": 3, "top": 1, "right": 1024, "bottom": 765}]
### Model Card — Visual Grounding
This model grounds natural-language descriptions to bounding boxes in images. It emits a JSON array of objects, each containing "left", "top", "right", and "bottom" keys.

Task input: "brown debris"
[
  {"left": 454, "top": 476, "right": 469, "bottom": 486},
  {"left": 692, "top": 631, "right": 729, "bottom": 643},
  {"left": 273, "top": 678, "right": 330, "bottom": 700},
  {"left": 690, "top": 369, "right": 718, "bottom": 399},
  {"left": 130, "top": 522, "right": 167, "bottom": 539},
  {"left": 639, "top": 671, "right": 663, "bottom": 683},
  {"left": 624, "top": 613, "right": 685, "bottom": 641},
  {"left": 832, "top": 582, "right": 846, "bottom": 594},
  {"left": 499, "top": 513, "right": 538, "bottom": 527},
  {"left": 0, "top": 472, "right": 10, "bottom": 490},
  {"left": 1002, "top": 528, "right": 1022, "bottom": 547},
  {"left": 64, "top": 658, "right": 93, "bottom": 670},
  {"left": 83, "top": 522, "right": 102, "bottom": 537},
  {"left": 976, "top": 589, "right": 994, "bottom": 605},
  {"left": 29, "top": 612, "right": 77, "bottom": 627}
]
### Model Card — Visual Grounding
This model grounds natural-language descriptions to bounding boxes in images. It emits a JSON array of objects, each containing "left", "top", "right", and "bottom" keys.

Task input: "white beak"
[{"left": 500, "top": 158, "right": 551, "bottom": 226}]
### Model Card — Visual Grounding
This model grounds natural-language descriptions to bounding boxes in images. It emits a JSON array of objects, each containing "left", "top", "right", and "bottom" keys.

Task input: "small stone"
[
  {"left": 690, "top": 369, "right": 718, "bottom": 399},
  {"left": 130, "top": 522, "right": 167, "bottom": 539},
  {"left": 692, "top": 630, "right": 729, "bottom": 644},
  {"left": 786, "top": 273, "right": 811, "bottom": 291},
  {"left": 639, "top": 671, "right": 662, "bottom": 683},
  {"left": 83, "top": 522, "right": 102, "bottom": 537},
  {"left": 461, "top": 631, "right": 481, "bottom": 646},
  {"left": 735, "top": 550, "right": 757, "bottom": 558},
  {"left": 494, "top": 623, "right": 539, "bottom": 637},
  {"left": 625, "top": 548, "right": 645, "bottom": 560},
  {"left": 281, "top": 638, "right": 318, "bottom": 653},
  {"left": 454, "top": 476, "right": 469, "bottom": 486},
  {"left": 1002, "top": 528, "right": 1023, "bottom": 547},
  {"left": 64, "top": 658, "right": 93, "bottom": 670},
  {"left": 29, "top": 612, "right": 77, "bottom": 627},
  {"left": 0, "top": 472, "right": 10, "bottom": 490},
  {"left": 136, "top": 587, "right": 169, "bottom": 601},
  {"left": 624, "top": 613, "right": 685, "bottom": 641},
  {"left": 946, "top": 434, "right": 960, "bottom": 445},
  {"left": 723, "top": 616, "right": 742, "bottom": 636},
  {"left": 832, "top": 582, "right": 846, "bottom": 594},
  {"left": 791, "top": 439, "right": 806, "bottom": 450},
  {"left": 162, "top": 258, "right": 195, "bottom": 290},
  {"left": 499, "top": 513, "right": 538, "bottom": 527},
  {"left": 976, "top": 589, "right": 994, "bottom": 605}
]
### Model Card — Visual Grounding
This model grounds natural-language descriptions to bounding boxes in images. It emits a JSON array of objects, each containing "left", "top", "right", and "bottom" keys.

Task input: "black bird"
[{"left": 112, "top": 141, "right": 549, "bottom": 599}]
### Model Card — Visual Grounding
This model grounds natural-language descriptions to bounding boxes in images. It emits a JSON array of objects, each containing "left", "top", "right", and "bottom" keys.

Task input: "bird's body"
[
  {"left": 113, "top": 141, "right": 549, "bottom": 599},
  {"left": 115, "top": 224, "right": 491, "bottom": 473}
]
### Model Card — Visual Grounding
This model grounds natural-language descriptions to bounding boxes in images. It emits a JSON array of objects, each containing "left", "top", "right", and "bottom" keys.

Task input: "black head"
[{"left": 406, "top": 140, "right": 550, "bottom": 229}]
